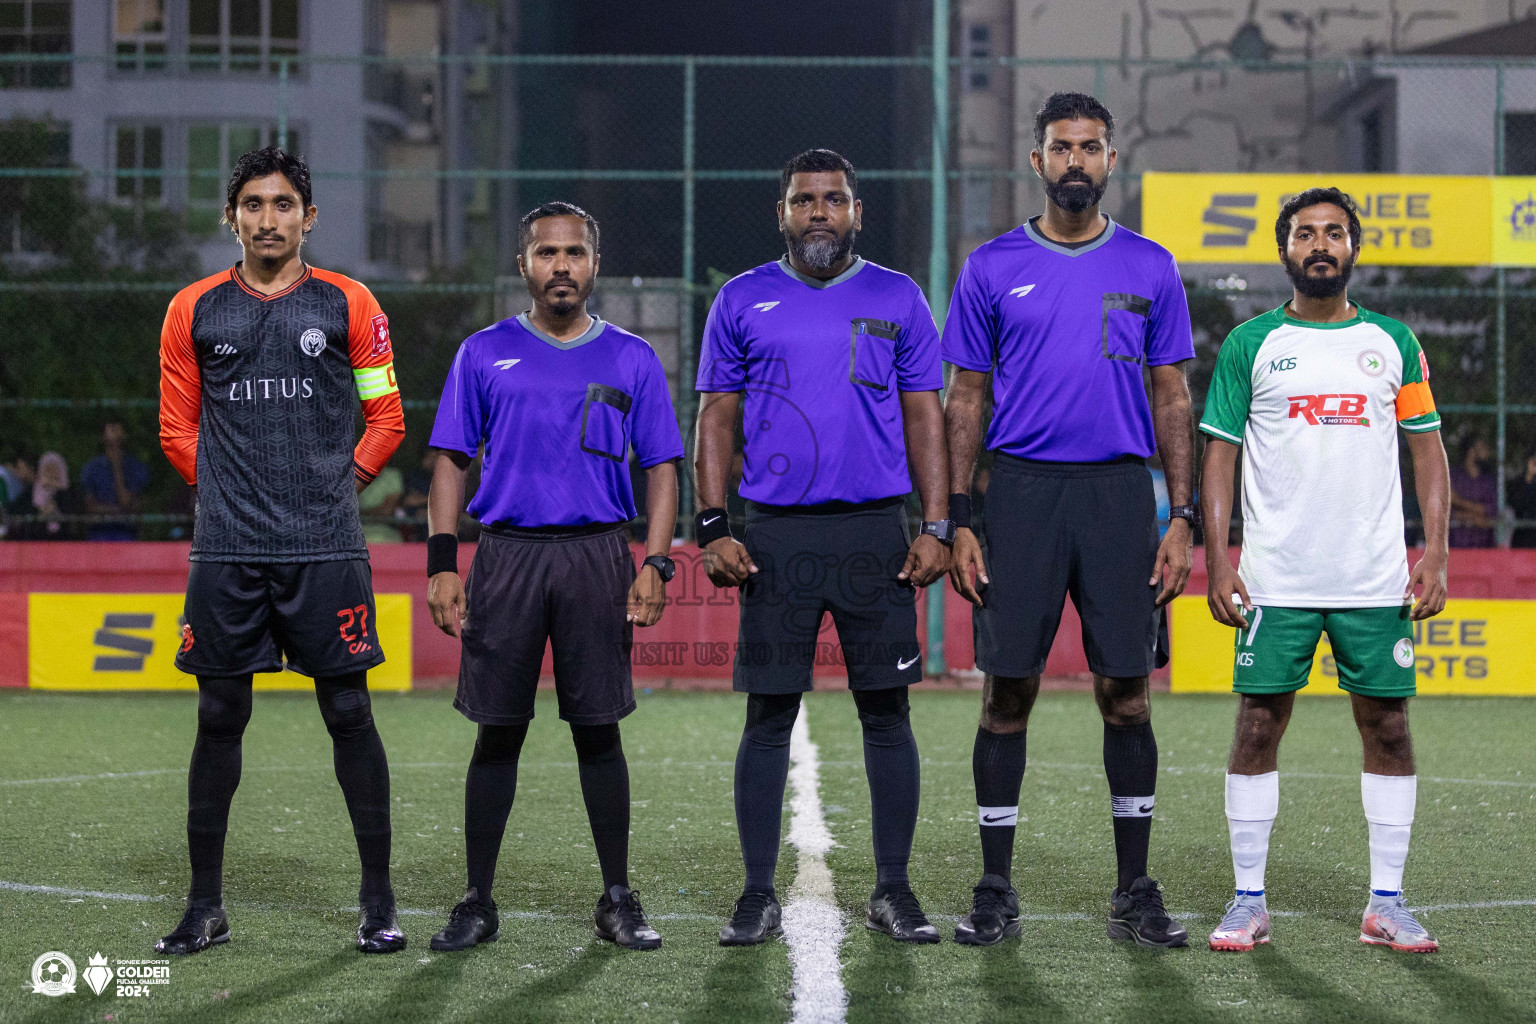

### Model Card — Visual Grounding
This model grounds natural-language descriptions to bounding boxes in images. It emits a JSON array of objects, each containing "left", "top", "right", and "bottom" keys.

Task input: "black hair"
[
  {"left": 225, "top": 146, "right": 312, "bottom": 211},
  {"left": 1033, "top": 92, "right": 1114, "bottom": 147},
  {"left": 1275, "top": 186, "right": 1363, "bottom": 251},
  {"left": 780, "top": 148, "right": 858, "bottom": 200},
  {"left": 518, "top": 201, "right": 600, "bottom": 255}
]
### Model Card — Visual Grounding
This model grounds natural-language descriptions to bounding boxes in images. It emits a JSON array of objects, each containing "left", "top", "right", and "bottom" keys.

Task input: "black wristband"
[
  {"left": 695, "top": 507, "right": 732, "bottom": 548},
  {"left": 948, "top": 493, "right": 973, "bottom": 530},
  {"left": 427, "top": 532, "right": 458, "bottom": 577}
]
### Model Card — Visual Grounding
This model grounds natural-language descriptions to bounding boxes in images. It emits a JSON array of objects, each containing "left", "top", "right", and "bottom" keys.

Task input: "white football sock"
[
  {"left": 1361, "top": 773, "right": 1416, "bottom": 898},
  {"left": 1225, "top": 772, "right": 1278, "bottom": 897}
]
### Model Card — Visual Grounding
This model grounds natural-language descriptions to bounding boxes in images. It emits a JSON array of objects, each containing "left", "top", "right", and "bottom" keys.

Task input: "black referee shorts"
[
  {"left": 734, "top": 497, "right": 922, "bottom": 694},
  {"left": 175, "top": 558, "right": 385, "bottom": 679},
  {"left": 973, "top": 454, "right": 1168, "bottom": 680},
  {"left": 455, "top": 523, "right": 636, "bottom": 726}
]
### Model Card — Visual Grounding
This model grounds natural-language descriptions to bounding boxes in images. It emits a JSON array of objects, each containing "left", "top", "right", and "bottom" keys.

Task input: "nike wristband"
[
  {"left": 695, "top": 507, "right": 732, "bottom": 548},
  {"left": 427, "top": 533, "right": 458, "bottom": 577},
  {"left": 948, "top": 493, "right": 973, "bottom": 530}
]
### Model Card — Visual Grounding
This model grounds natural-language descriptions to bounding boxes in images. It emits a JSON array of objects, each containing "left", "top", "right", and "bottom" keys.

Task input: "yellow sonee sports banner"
[
  {"left": 28, "top": 593, "right": 412, "bottom": 691},
  {"left": 1170, "top": 596, "right": 1536, "bottom": 696},
  {"left": 1141, "top": 173, "right": 1536, "bottom": 267}
]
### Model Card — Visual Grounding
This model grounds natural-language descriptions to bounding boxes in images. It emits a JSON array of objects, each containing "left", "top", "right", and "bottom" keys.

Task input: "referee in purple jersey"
[
  {"left": 943, "top": 94, "right": 1196, "bottom": 948},
  {"left": 697, "top": 149, "right": 952, "bottom": 946},
  {"left": 422, "top": 202, "right": 683, "bottom": 952}
]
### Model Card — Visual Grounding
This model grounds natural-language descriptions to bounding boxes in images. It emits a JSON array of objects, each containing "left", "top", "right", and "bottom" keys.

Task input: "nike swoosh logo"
[
  {"left": 701, "top": 515, "right": 722, "bottom": 525},
  {"left": 981, "top": 814, "right": 1015, "bottom": 824},
  {"left": 1139, "top": 803, "right": 1154, "bottom": 814},
  {"left": 896, "top": 654, "right": 919, "bottom": 670}
]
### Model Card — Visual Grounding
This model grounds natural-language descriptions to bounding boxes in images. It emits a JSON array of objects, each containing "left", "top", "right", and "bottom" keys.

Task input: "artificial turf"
[{"left": 1, "top": 688, "right": 1531, "bottom": 1023}]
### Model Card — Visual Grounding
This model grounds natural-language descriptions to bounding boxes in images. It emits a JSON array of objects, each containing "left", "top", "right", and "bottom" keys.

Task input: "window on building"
[
  {"left": 113, "top": 0, "right": 165, "bottom": 71},
  {"left": 1504, "top": 113, "right": 1536, "bottom": 175},
  {"left": 0, "top": 0, "right": 71, "bottom": 88},
  {"left": 186, "top": 122, "right": 300, "bottom": 233},
  {"left": 114, "top": 124, "right": 164, "bottom": 206},
  {"left": 190, "top": 0, "right": 301, "bottom": 74}
]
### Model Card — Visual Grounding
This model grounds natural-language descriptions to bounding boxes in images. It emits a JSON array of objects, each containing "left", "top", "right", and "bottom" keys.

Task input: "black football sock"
[
  {"left": 734, "top": 693, "right": 801, "bottom": 893},
  {"left": 1104, "top": 720, "right": 1159, "bottom": 893},
  {"left": 464, "top": 722, "right": 529, "bottom": 902},
  {"left": 315, "top": 673, "right": 394, "bottom": 903},
  {"left": 186, "top": 675, "right": 254, "bottom": 904},
  {"left": 973, "top": 726, "right": 1027, "bottom": 883},
  {"left": 571, "top": 723, "right": 631, "bottom": 893},
  {"left": 853, "top": 687, "right": 920, "bottom": 893}
]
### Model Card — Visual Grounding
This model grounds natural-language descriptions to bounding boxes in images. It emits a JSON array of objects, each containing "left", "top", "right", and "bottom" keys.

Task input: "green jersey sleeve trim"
[
  {"left": 1198, "top": 308, "right": 1280, "bottom": 445},
  {"left": 1400, "top": 413, "right": 1442, "bottom": 433}
]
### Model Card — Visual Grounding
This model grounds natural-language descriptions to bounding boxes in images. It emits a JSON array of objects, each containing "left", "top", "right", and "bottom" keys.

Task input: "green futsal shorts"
[{"left": 1231, "top": 605, "right": 1417, "bottom": 699}]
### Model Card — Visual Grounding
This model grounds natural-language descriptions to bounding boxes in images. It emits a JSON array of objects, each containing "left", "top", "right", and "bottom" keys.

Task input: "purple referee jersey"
[
  {"left": 697, "top": 257, "right": 944, "bottom": 506},
  {"left": 429, "top": 313, "right": 684, "bottom": 527},
  {"left": 941, "top": 216, "right": 1194, "bottom": 461}
]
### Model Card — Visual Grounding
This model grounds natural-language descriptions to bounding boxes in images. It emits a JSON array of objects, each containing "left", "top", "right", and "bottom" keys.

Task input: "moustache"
[
  {"left": 1057, "top": 171, "right": 1093, "bottom": 184},
  {"left": 1304, "top": 254, "right": 1338, "bottom": 268},
  {"left": 252, "top": 234, "right": 284, "bottom": 243}
]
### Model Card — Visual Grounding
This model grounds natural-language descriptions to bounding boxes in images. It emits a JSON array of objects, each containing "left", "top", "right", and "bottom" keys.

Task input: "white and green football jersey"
[{"left": 1199, "top": 304, "right": 1440, "bottom": 607}]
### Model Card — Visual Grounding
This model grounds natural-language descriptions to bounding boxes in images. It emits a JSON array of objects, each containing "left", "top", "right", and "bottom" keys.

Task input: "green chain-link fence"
[{"left": 2, "top": 51, "right": 1534, "bottom": 550}]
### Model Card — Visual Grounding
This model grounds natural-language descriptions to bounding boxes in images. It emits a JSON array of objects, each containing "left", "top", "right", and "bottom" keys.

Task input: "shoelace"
[
  {"left": 1216, "top": 898, "right": 1261, "bottom": 932},
  {"left": 450, "top": 898, "right": 491, "bottom": 927},
  {"left": 1128, "top": 884, "right": 1172, "bottom": 925},
  {"left": 971, "top": 886, "right": 1012, "bottom": 919},
  {"left": 615, "top": 891, "right": 650, "bottom": 927},
  {"left": 731, "top": 891, "right": 775, "bottom": 927},
  {"left": 885, "top": 888, "right": 928, "bottom": 927},
  {"left": 1373, "top": 898, "right": 1426, "bottom": 936}
]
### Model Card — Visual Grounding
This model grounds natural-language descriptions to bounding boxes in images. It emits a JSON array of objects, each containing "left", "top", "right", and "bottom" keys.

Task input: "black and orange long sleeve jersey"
[{"left": 159, "top": 264, "right": 405, "bottom": 563}]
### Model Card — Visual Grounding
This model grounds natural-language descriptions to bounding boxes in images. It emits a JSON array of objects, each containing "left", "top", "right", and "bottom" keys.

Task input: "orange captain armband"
[{"left": 1395, "top": 380, "right": 1436, "bottom": 422}]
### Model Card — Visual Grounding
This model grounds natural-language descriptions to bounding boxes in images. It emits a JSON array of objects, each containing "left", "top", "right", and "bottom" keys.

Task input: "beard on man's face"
[
  {"left": 785, "top": 223, "right": 856, "bottom": 272},
  {"left": 1283, "top": 250, "right": 1355, "bottom": 299},
  {"left": 533, "top": 274, "right": 593, "bottom": 314},
  {"left": 1043, "top": 167, "right": 1108, "bottom": 214}
]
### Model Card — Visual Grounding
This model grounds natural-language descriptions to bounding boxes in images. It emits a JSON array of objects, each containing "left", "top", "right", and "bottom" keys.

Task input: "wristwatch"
[
  {"left": 641, "top": 555, "right": 676, "bottom": 582},
  {"left": 920, "top": 520, "right": 957, "bottom": 546},
  {"left": 1168, "top": 505, "right": 1200, "bottom": 528}
]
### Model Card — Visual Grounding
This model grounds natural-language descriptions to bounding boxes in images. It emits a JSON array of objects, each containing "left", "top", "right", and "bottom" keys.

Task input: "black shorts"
[
  {"left": 973, "top": 455, "right": 1168, "bottom": 679},
  {"left": 734, "top": 497, "right": 922, "bottom": 694},
  {"left": 455, "top": 523, "right": 636, "bottom": 726},
  {"left": 175, "top": 558, "right": 385, "bottom": 678}
]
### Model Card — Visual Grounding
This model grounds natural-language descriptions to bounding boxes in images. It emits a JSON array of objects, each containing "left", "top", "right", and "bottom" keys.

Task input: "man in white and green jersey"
[{"left": 1198, "top": 187, "right": 1451, "bottom": 954}]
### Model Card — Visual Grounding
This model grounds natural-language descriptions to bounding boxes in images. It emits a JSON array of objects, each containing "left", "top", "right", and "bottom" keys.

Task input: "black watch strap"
[
  {"left": 1168, "top": 504, "right": 1200, "bottom": 526},
  {"left": 642, "top": 555, "right": 676, "bottom": 582},
  {"left": 920, "top": 519, "right": 957, "bottom": 546}
]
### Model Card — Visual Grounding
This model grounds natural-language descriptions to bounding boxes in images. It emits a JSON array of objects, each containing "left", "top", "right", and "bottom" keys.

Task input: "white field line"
[
  {"left": 4, "top": 880, "right": 1532, "bottom": 926},
  {"left": 783, "top": 705, "right": 847, "bottom": 1024}
]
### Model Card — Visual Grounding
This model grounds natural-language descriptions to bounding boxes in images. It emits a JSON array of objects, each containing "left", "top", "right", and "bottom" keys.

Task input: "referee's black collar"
[
  {"left": 516, "top": 312, "right": 607, "bottom": 350},
  {"left": 1023, "top": 214, "right": 1116, "bottom": 257},
  {"left": 777, "top": 255, "right": 866, "bottom": 289}
]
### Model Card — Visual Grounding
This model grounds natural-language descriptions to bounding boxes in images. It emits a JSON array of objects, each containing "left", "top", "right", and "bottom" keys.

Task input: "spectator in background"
[
  {"left": 0, "top": 451, "right": 30, "bottom": 506},
  {"left": 8, "top": 452, "right": 78, "bottom": 540},
  {"left": 80, "top": 420, "right": 149, "bottom": 540},
  {"left": 1449, "top": 435, "right": 1497, "bottom": 548},
  {"left": 1508, "top": 452, "right": 1536, "bottom": 549},
  {"left": 358, "top": 463, "right": 405, "bottom": 543}
]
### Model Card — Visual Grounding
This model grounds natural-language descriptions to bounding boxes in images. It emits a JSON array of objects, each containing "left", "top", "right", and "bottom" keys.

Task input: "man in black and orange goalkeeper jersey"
[{"left": 155, "top": 147, "right": 407, "bottom": 957}]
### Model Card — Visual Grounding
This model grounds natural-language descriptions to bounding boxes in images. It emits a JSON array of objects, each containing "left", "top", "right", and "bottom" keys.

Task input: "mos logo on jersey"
[
  {"left": 299, "top": 328, "right": 327, "bottom": 357},
  {"left": 1287, "top": 393, "right": 1369, "bottom": 426},
  {"left": 1268, "top": 357, "right": 1297, "bottom": 373}
]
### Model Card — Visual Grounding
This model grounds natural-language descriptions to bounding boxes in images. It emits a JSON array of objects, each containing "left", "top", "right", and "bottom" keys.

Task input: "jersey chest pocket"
[
  {"left": 1101, "top": 293, "right": 1152, "bottom": 364},
  {"left": 580, "top": 383, "right": 633, "bottom": 462},
  {"left": 849, "top": 317, "right": 901, "bottom": 391}
]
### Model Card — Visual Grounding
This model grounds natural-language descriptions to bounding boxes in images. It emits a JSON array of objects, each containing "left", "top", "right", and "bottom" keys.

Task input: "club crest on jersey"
[
  {"left": 1393, "top": 638, "right": 1414, "bottom": 668},
  {"left": 1287, "top": 393, "right": 1370, "bottom": 426},
  {"left": 1358, "top": 349, "right": 1386, "bottom": 377},
  {"left": 299, "top": 328, "right": 327, "bottom": 357},
  {"left": 370, "top": 313, "right": 392, "bottom": 357}
]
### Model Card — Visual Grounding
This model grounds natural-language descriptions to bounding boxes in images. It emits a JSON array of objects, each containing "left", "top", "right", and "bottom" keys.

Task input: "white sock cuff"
[
  {"left": 1225, "top": 771, "right": 1279, "bottom": 820},
  {"left": 1361, "top": 773, "right": 1417, "bottom": 826},
  {"left": 978, "top": 806, "right": 1018, "bottom": 826}
]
